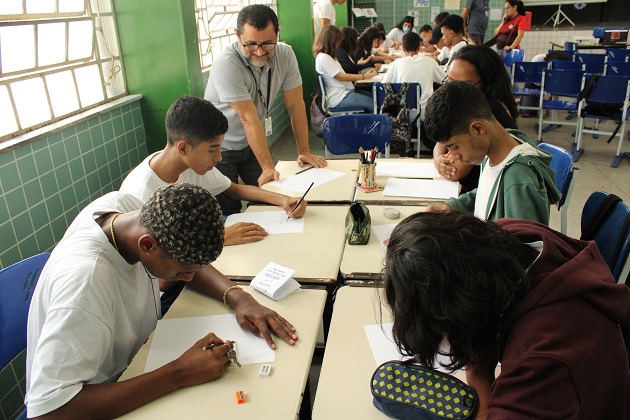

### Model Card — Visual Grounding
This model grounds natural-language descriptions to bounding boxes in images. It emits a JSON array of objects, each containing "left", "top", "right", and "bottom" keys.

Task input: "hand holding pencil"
[{"left": 286, "top": 182, "right": 314, "bottom": 221}]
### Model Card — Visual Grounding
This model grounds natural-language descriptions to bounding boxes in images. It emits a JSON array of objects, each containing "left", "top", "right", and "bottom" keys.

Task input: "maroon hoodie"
[{"left": 489, "top": 218, "right": 630, "bottom": 419}]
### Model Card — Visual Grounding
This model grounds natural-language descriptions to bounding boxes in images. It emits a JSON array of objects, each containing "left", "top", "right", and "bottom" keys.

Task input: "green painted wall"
[{"left": 113, "top": 0, "right": 202, "bottom": 153}]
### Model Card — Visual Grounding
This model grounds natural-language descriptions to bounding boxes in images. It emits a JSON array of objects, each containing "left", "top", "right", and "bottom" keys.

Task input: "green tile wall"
[
  {"left": 0, "top": 350, "right": 26, "bottom": 420},
  {"left": 0, "top": 99, "right": 148, "bottom": 270}
]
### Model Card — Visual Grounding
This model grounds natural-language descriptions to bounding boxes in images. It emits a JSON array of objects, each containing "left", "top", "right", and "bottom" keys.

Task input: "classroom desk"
[
  {"left": 312, "top": 287, "right": 468, "bottom": 420},
  {"left": 355, "top": 73, "right": 384, "bottom": 86},
  {"left": 214, "top": 205, "right": 348, "bottom": 285},
  {"left": 340, "top": 205, "right": 425, "bottom": 286},
  {"left": 120, "top": 286, "right": 326, "bottom": 419},
  {"left": 261, "top": 159, "right": 359, "bottom": 204},
  {"left": 353, "top": 158, "right": 454, "bottom": 206}
]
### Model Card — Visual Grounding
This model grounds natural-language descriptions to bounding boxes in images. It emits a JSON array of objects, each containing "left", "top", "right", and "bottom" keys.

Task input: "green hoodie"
[{"left": 445, "top": 129, "right": 562, "bottom": 225}]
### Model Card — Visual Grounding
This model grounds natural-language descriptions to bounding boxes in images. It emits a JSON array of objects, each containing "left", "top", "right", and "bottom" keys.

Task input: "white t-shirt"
[
  {"left": 119, "top": 151, "right": 232, "bottom": 202},
  {"left": 26, "top": 192, "right": 161, "bottom": 418},
  {"left": 386, "top": 27, "right": 417, "bottom": 44},
  {"left": 313, "top": 0, "right": 335, "bottom": 34},
  {"left": 474, "top": 139, "right": 540, "bottom": 219},
  {"left": 444, "top": 40, "right": 469, "bottom": 71},
  {"left": 437, "top": 46, "right": 450, "bottom": 64},
  {"left": 315, "top": 52, "right": 354, "bottom": 108},
  {"left": 382, "top": 54, "right": 445, "bottom": 120}
]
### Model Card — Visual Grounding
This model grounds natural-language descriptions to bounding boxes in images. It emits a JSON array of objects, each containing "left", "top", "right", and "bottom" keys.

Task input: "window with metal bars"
[{"left": 0, "top": 0, "right": 126, "bottom": 143}]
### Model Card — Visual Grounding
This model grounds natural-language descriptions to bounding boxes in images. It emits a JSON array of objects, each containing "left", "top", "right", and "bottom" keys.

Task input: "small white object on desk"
[
  {"left": 251, "top": 262, "right": 301, "bottom": 300},
  {"left": 259, "top": 364, "right": 272, "bottom": 376}
]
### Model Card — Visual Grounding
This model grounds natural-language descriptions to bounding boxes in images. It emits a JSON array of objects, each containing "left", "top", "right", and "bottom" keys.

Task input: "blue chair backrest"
[
  {"left": 321, "top": 114, "right": 392, "bottom": 155},
  {"left": 512, "top": 61, "right": 548, "bottom": 84},
  {"left": 317, "top": 73, "right": 329, "bottom": 101},
  {"left": 574, "top": 53, "right": 607, "bottom": 74},
  {"left": 605, "top": 62, "right": 630, "bottom": 77},
  {"left": 502, "top": 49, "right": 525, "bottom": 68},
  {"left": 550, "top": 60, "right": 584, "bottom": 71},
  {"left": 542, "top": 69, "right": 584, "bottom": 97},
  {"left": 537, "top": 143, "right": 573, "bottom": 206},
  {"left": 581, "top": 191, "right": 630, "bottom": 281},
  {"left": 606, "top": 49, "right": 630, "bottom": 63},
  {"left": 593, "top": 27, "right": 605, "bottom": 38},
  {"left": 373, "top": 82, "right": 420, "bottom": 110},
  {"left": 0, "top": 253, "right": 50, "bottom": 368},
  {"left": 583, "top": 75, "right": 630, "bottom": 104}
]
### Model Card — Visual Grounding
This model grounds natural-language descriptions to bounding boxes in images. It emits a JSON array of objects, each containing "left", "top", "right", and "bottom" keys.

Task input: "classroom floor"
[{"left": 269, "top": 115, "right": 630, "bottom": 415}]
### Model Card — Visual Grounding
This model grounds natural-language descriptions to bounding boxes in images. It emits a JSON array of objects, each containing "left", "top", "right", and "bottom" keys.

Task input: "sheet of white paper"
[
  {"left": 364, "top": 323, "right": 455, "bottom": 373},
  {"left": 225, "top": 211, "right": 304, "bottom": 234},
  {"left": 267, "top": 168, "right": 345, "bottom": 194},
  {"left": 251, "top": 262, "right": 301, "bottom": 300},
  {"left": 382, "top": 178, "right": 459, "bottom": 200},
  {"left": 376, "top": 161, "right": 440, "bottom": 179},
  {"left": 490, "top": 8, "right": 503, "bottom": 21},
  {"left": 145, "top": 314, "right": 274, "bottom": 372},
  {"left": 371, "top": 223, "right": 397, "bottom": 248}
]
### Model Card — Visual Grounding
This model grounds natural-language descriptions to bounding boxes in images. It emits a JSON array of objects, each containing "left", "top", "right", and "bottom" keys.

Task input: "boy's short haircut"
[
  {"left": 236, "top": 4, "right": 279, "bottom": 34},
  {"left": 402, "top": 32, "right": 421, "bottom": 52},
  {"left": 418, "top": 24, "right": 433, "bottom": 34},
  {"left": 140, "top": 183, "right": 224, "bottom": 266},
  {"left": 424, "top": 81, "right": 494, "bottom": 143},
  {"left": 544, "top": 50, "right": 569, "bottom": 62},
  {"left": 440, "top": 14, "right": 464, "bottom": 35},
  {"left": 165, "top": 96, "right": 228, "bottom": 147}
]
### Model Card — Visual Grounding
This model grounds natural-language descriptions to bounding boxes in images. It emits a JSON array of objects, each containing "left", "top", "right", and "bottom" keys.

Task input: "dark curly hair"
[
  {"left": 165, "top": 96, "right": 228, "bottom": 147},
  {"left": 140, "top": 183, "right": 224, "bottom": 266},
  {"left": 383, "top": 212, "right": 535, "bottom": 370}
]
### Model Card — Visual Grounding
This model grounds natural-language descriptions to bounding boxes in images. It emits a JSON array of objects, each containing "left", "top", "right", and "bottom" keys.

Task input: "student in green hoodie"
[{"left": 425, "top": 81, "right": 560, "bottom": 224}]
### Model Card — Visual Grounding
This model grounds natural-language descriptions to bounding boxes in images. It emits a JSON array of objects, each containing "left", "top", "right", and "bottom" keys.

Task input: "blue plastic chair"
[
  {"left": 605, "top": 49, "right": 630, "bottom": 63},
  {"left": 574, "top": 75, "right": 630, "bottom": 167},
  {"left": 581, "top": 191, "right": 630, "bottom": 282},
  {"left": 606, "top": 61, "right": 630, "bottom": 77},
  {"left": 372, "top": 82, "right": 421, "bottom": 158},
  {"left": 502, "top": 49, "right": 525, "bottom": 69},
  {"left": 317, "top": 74, "right": 363, "bottom": 117},
  {"left": 537, "top": 143, "right": 578, "bottom": 235},
  {"left": 512, "top": 61, "right": 549, "bottom": 115},
  {"left": 574, "top": 53, "right": 608, "bottom": 75},
  {"left": 550, "top": 60, "right": 585, "bottom": 71},
  {"left": 536, "top": 69, "right": 585, "bottom": 143},
  {"left": 0, "top": 252, "right": 50, "bottom": 420},
  {"left": 321, "top": 114, "right": 392, "bottom": 156}
]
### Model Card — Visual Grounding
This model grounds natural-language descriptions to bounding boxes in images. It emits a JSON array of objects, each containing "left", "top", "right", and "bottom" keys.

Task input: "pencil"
[
  {"left": 295, "top": 165, "right": 314, "bottom": 175},
  {"left": 286, "top": 181, "right": 314, "bottom": 221}
]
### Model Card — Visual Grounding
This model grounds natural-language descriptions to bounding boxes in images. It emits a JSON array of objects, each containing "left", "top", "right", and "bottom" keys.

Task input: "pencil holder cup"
[{"left": 359, "top": 163, "right": 376, "bottom": 188}]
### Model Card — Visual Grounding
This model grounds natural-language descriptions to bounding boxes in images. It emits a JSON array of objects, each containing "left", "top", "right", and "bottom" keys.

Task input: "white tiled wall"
[{"left": 519, "top": 29, "right": 602, "bottom": 61}]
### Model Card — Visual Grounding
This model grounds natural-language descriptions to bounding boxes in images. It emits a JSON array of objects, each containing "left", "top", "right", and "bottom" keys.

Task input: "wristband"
[{"left": 223, "top": 285, "right": 242, "bottom": 307}]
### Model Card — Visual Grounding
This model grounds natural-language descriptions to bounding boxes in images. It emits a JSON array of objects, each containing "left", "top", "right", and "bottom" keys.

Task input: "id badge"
[{"left": 265, "top": 116, "right": 272, "bottom": 136}]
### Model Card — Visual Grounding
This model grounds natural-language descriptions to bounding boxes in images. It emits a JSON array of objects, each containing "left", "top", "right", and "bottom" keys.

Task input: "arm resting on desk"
[{"left": 226, "top": 183, "right": 307, "bottom": 218}]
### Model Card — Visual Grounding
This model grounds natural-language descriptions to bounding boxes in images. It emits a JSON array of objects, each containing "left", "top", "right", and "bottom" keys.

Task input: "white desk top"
[
  {"left": 340, "top": 205, "right": 425, "bottom": 285},
  {"left": 213, "top": 205, "right": 349, "bottom": 284},
  {"left": 120, "top": 286, "right": 327, "bottom": 419},
  {"left": 355, "top": 73, "right": 384, "bottom": 85},
  {"left": 263, "top": 160, "right": 359, "bottom": 203},
  {"left": 312, "top": 286, "right": 467, "bottom": 419}
]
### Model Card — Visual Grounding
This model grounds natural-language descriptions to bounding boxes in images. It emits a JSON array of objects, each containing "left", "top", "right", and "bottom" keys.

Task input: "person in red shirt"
[{"left": 494, "top": 0, "right": 527, "bottom": 52}]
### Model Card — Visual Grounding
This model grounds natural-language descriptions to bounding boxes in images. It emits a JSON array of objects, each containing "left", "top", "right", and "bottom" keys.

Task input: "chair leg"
[
  {"left": 325, "top": 146, "right": 331, "bottom": 160},
  {"left": 612, "top": 125, "right": 630, "bottom": 168},
  {"left": 573, "top": 116, "right": 586, "bottom": 162}
]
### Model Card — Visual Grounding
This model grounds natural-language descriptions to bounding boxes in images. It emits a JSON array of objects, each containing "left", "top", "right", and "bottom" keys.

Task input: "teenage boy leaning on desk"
[
  {"left": 26, "top": 184, "right": 299, "bottom": 419},
  {"left": 425, "top": 81, "right": 560, "bottom": 224}
]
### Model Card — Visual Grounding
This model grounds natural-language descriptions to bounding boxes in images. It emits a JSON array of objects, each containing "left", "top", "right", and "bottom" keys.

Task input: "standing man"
[
  {"left": 205, "top": 5, "right": 326, "bottom": 215},
  {"left": 462, "top": 0, "right": 489, "bottom": 46},
  {"left": 313, "top": 0, "right": 347, "bottom": 35}
]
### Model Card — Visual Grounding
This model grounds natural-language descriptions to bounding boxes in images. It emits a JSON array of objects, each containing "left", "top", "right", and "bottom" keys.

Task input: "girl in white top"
[
  {"left": 314, "top": 25, "right": 377, "bottom": 111},
  {"left": 386, "top": 16, "right": 416, "bottom": 46}
]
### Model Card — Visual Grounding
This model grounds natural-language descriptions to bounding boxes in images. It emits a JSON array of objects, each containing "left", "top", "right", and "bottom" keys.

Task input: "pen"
[
  {"left": 295, "top": 165, "right": 314, "bottom": 175},
  {"left": 286, "top": 181, "right": 314, "bottom": 222},
  {"left": 203, "top": 343, "right": 218, "bottom": 350}
]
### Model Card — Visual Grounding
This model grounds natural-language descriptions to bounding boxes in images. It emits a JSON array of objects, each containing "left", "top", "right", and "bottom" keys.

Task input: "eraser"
[
  {"left": 236, "top": 390, "right": 246, "bottom": 404},
  {"left": 259, "top": 364, "right": 272, "bottom": 376}
]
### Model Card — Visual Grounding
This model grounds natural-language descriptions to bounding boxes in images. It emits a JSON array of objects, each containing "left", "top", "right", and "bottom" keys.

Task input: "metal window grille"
[
  {"left": 0, "top": 0, "right": 126, "bottom": 142},
  {"left": 195, "top": 0, "right": 277, "bottom": 73}
]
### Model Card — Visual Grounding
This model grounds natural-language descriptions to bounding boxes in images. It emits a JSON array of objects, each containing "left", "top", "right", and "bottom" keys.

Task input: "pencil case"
[
  {"left": 371, "top": 361, "right": 477, "bottom": 420},
  {"left": 345, "top": 202, "right": 371, "bottom": 245}
]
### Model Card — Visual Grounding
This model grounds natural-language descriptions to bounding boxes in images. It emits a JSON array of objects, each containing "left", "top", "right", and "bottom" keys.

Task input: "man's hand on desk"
[
  {"left": 283, "top": 196, "right": 307, "bottom": 218},
  {"left": 297, "top": 152, "right": 327, "bottom": 168},
  {"left": 258, "top": 166, "right": 280, "bottom": 187},
  {"left": 229, "top": 289, "right": 299, "bottom": 349},
  {"left": 224, "top": 222, "right": 268, "bottom": 245},
  {"left": 426, "top": 203, "right": 451, "bottom": 213},
  {"left": 172, "top": 333, "right": 231, "bottom": 387}
]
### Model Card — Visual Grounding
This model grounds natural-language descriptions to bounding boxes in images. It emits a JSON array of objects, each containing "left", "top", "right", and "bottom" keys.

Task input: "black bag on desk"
[
  {"left": 345, "top": 203, "right": 371, "bottom": 245},
  {"left": 371, "top": 361, "right": 478, "bottom": 420}
]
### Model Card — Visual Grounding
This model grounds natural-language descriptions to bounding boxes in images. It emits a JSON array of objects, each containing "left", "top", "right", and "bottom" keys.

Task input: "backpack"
[
  {"left": 577, "top": 74, "right": 625, "bottom": 144},
  {"left": 309, "top": 94, "right": 326, "bottom": 138},
  {"left": 380, "top": 83, "right": 412, "bottom": 156}
]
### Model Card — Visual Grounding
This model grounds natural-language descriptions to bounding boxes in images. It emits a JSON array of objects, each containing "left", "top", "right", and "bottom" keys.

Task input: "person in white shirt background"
[
  {"left": 439, "top": 14, "right": 469, "bottom": 71},
  {"left": 386, "top": 16, "right": 416, "bottom": 48},
  {"left": 313, "top": 0, "right": 346, "bottom": 34}
]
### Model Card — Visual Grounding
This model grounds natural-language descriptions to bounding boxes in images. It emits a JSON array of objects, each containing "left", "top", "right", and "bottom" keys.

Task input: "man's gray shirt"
[
  {"left": 204, "top": 41, "right": 302, "bottom": 151},
  {"left": 466, "top": 0, "right": 489, "bottom": 36}
]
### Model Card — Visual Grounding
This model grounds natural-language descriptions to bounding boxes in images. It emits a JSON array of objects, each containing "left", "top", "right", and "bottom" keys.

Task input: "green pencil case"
[{"left": 345, "top": 202, "right": 371, "bottom": 245}]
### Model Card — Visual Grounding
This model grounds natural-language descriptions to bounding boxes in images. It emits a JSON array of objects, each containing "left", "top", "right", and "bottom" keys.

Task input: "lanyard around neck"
[{"left": 246, "top": 66, "right": 272, "bottom": 117}]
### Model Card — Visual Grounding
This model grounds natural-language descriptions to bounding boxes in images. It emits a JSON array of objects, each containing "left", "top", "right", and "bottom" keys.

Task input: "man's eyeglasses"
[
  {"left": 241, "top": 42, "right": 277, "bottom": 52},
  {"left": 442, "top": 76, "right": 482, "bottom": 86}
]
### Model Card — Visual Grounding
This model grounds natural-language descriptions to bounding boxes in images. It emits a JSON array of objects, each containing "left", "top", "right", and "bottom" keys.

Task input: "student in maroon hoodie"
[{"left": 384, "top": 211, "right": 630, "bottom": 419}]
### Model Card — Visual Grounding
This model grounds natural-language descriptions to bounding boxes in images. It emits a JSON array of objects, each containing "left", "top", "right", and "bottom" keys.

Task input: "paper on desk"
[
  {"left": 145, "top": 314, "right": 274, "bottom": 373},
  {"left": 364, "top": 323, "right": 455, "bottom": 373},
  {"left": 372, "top": 223, "right": 397, "bottom": 248},
  {"left": 225, "top": 211, "right": 305, "bottom": 234},
  {"left": 251, "top": 261, "right": 301, "bottom": 300},
  {"left": 382, "top": 178, "right": 459, "bottom": 200},
  {"left": 268, "top": 168, "right": 345, "bottom": 194},
  {"left": 376, "top": 161, "right": 440, "bottom": 179}
]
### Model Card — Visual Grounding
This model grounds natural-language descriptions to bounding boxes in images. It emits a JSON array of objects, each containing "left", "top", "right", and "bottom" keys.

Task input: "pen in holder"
[{"left": 359, "top": 163, "right": 376, "bottom": 188}]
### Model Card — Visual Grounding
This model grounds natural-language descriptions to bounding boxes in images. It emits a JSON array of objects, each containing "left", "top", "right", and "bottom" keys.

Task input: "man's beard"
[{"left": 247, "top": 52, "right": 271, "bottom": 68}]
